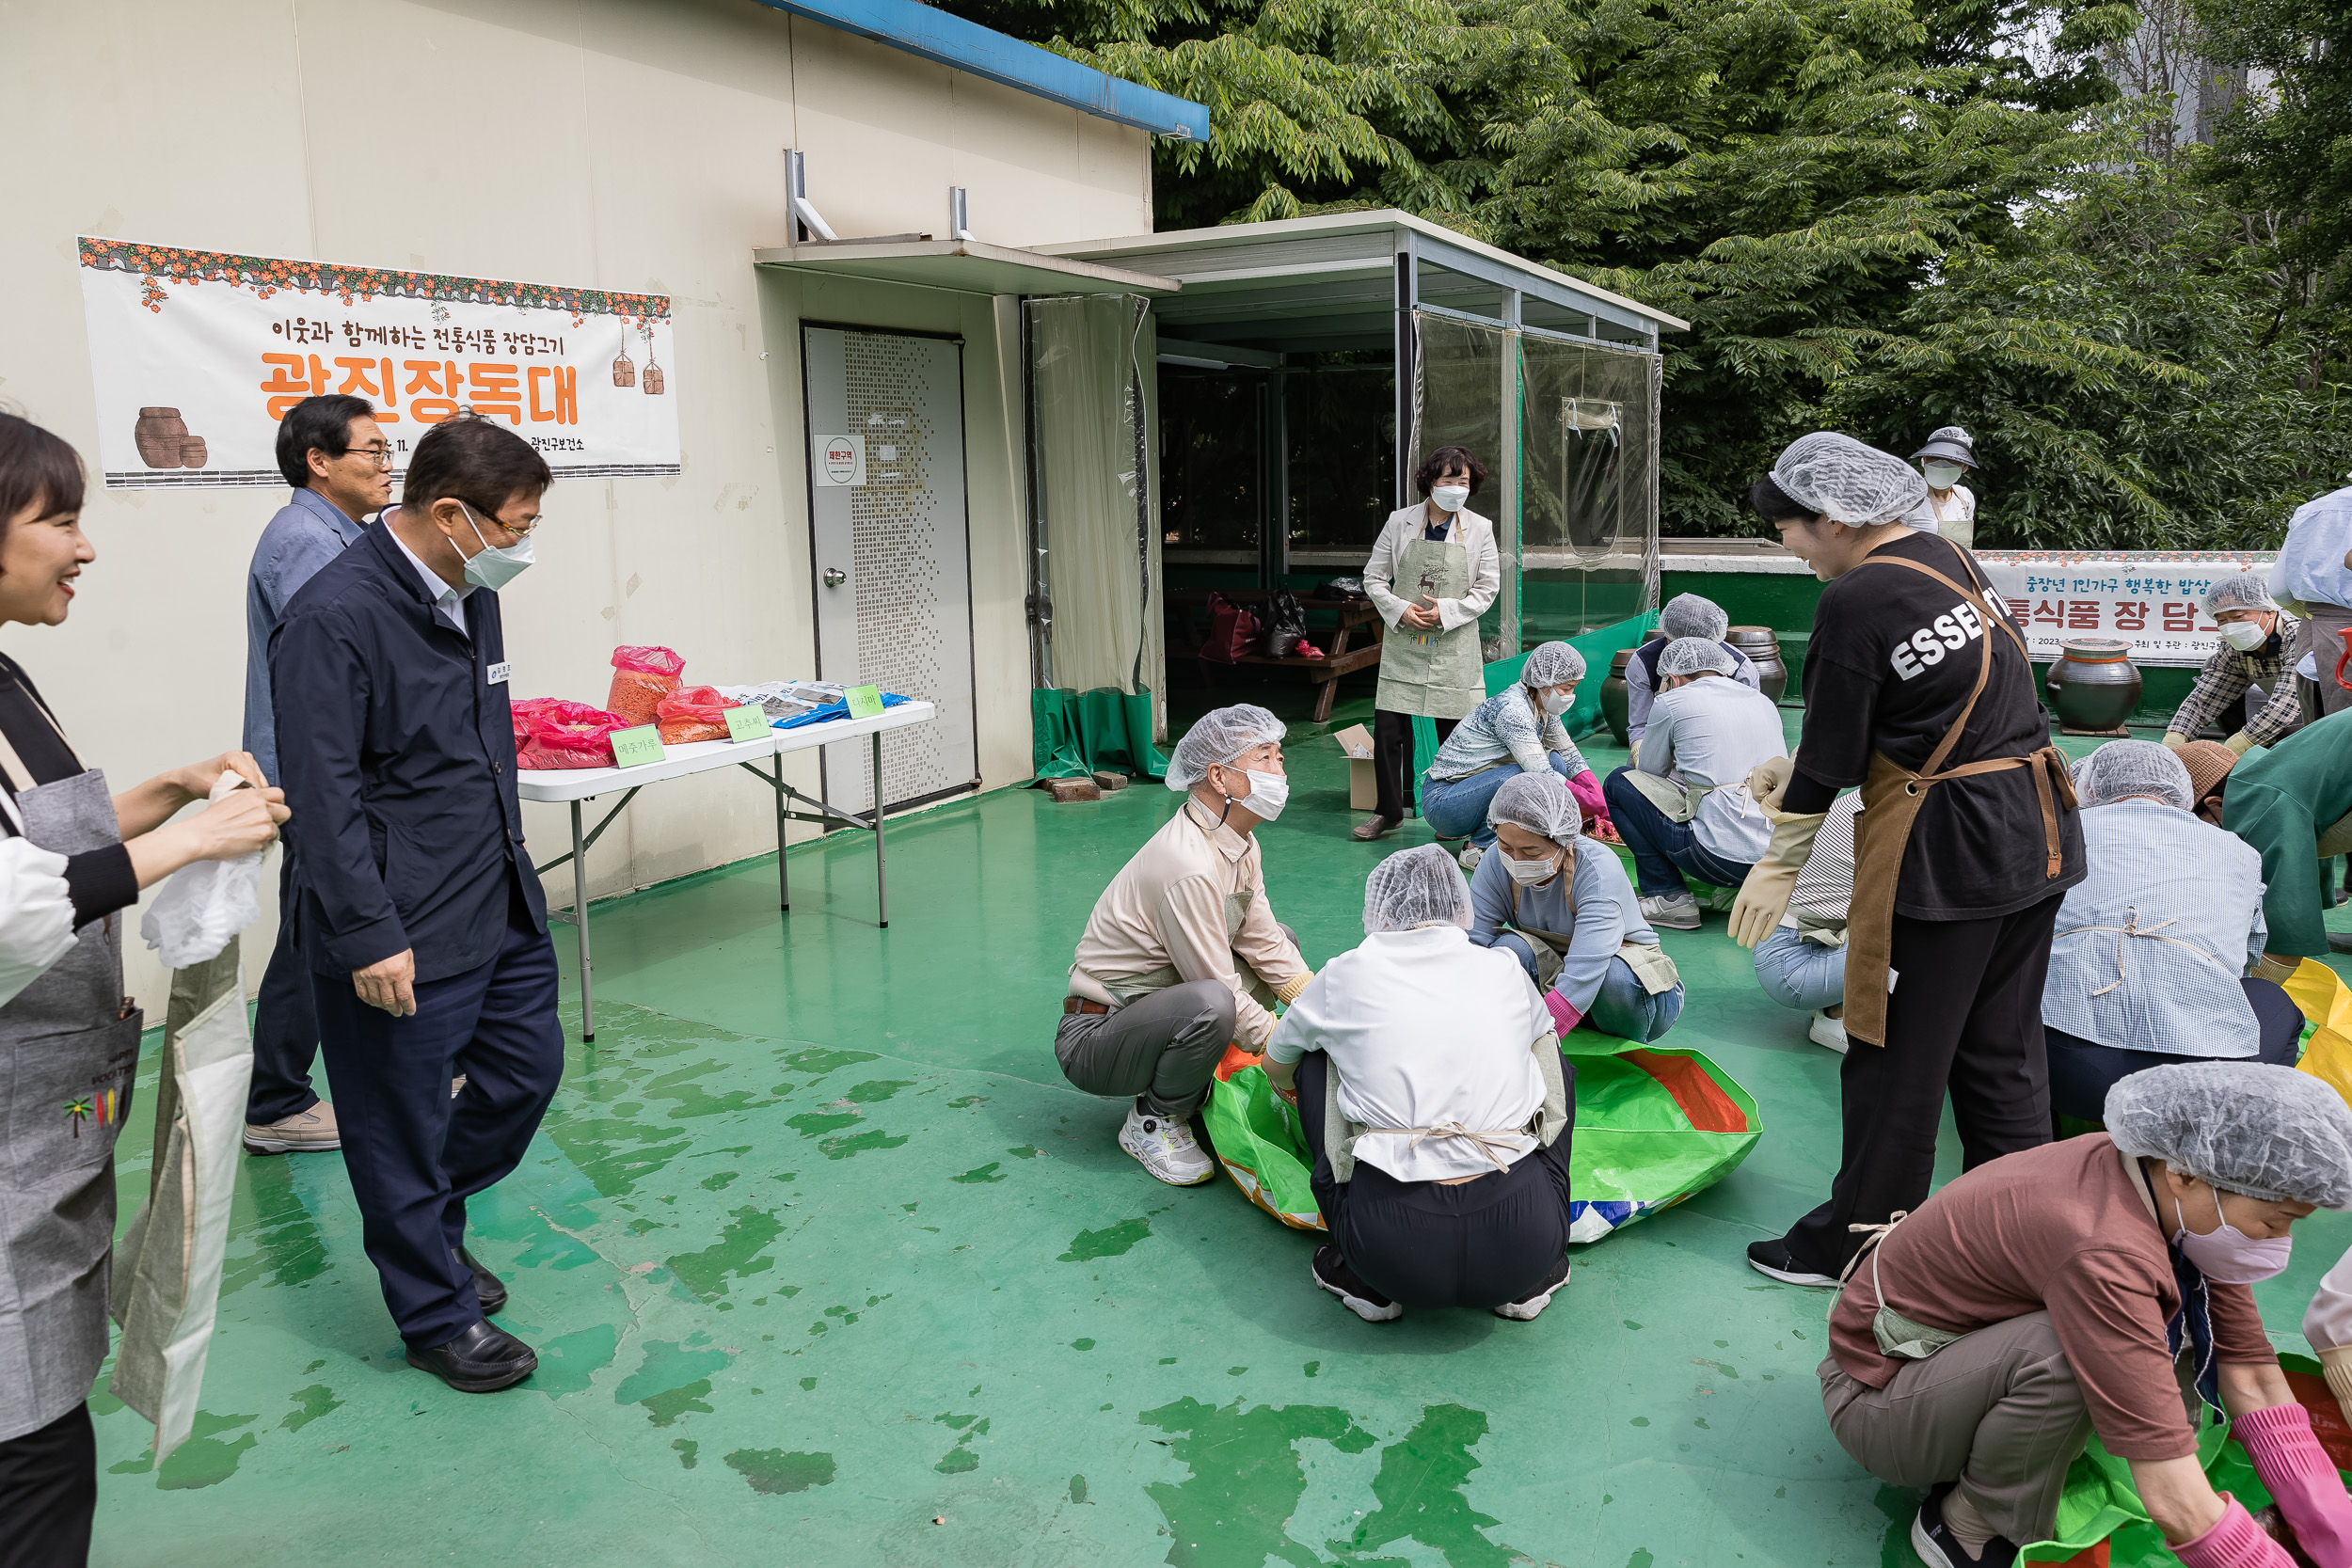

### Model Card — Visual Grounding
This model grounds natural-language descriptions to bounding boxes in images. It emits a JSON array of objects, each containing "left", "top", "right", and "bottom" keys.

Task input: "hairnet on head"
[
  {"left": 1520, "top": 641, "right": 1586, "bottom": 690},
  {"left": 2106, "top": 1062, "right": 2352, "bottom": 1209},
  {"left": 2073, "top": 740, "right": 2195, "bottom": 812},
  {"left": 1661, "top": 594, "right": 1730, "bottom": 642},
  {"left": 1769, "top": 432, "right": 1930, "bottom": 526},
  {"left": 1659, "top": 637, "right": 1737, "bottom": 678},
  {"left": 1487, "top": 770, "right": 1581, "bottom": 848},
  {"left": 1166, "top": 704, "right": 1284, "bottom": 792},
  {"left": 2202, "top": 571, "right": 2278, "bottom": 618},
  {"left": 1912, "top": 426, "right": 1976, "bottom": 467},
  {"left": 1362, "top": 844, "right": 1473, "bottom": 934}
]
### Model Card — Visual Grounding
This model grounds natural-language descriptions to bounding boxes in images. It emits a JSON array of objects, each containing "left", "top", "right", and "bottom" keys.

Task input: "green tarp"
[
  {"left": 1033, "top": 688, "right": 1168, "bottom": 782},
  {"left": 1408, "top": 609, "right": 1661, "bottom": 810}
]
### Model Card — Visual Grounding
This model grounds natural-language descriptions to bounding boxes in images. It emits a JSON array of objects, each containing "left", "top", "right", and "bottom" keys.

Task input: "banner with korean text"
[
  {"left": 77, "top": 236, "right": 679, "bottom": 488},
  {"left": 1975, "top": 550, "right": 2278, "bottom": 667}
]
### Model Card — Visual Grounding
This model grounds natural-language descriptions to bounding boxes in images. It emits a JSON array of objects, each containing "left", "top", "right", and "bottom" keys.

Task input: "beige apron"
[
  {"left": 1375, "top": 529, "right": 1483, "bottom": 720},
  {"left": 1841, "top": 538, "right": 2074, "bottom": 1046},
  {"left": 1505, "top": 873, "right": 1680, "bottom": 997}
]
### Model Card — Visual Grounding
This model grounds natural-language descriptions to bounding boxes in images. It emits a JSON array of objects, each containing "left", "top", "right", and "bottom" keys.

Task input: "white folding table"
[{"left": 516, "top": 700, "right": 938, "bottom": 1041}]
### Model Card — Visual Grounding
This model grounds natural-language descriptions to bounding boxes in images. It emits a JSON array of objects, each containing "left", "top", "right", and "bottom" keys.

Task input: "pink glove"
[
  {"left": 2235, "top": 1403, "right": 2352, "bottom": 1565},
  {"left": 1545, "top": 989, "right": 1582, "bottom": 1037},
  {"left": 2173, "top": 1496, "right": 2301, "bottom": 1568},
  {"left": 1566, "top": 768, "right": 1609, "bottom": 830}
]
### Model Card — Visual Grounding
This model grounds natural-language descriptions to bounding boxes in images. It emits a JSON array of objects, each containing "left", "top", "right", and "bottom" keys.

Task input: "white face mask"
[
  {"left": 1922, "top": 461, "right": 1964, "bottom": 489},
  {"left": 1504, "top": 849, "right": 1560, "bottom": 886},
  {"left": 1431, "top": 483, "right": 1470, "bottom": 515},
  {"left": 1237, "top": 768, "right": 1288, "bottom": 822},
  {"left": 2220, "top": 618, "right": 2269, "bottom": 652},
  {"left": 1537, "top": 686, "right": 1574, "bottom": 716},
  {"left": 2173, "top": 1188, "right": 2294, "bottom": 1284},
  {"left": 454, "top": 501, "right": 535, "bottom": 590}
]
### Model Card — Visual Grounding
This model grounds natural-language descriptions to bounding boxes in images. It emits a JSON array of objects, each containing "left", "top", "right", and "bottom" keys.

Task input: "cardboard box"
[{"left": 1332, "top": 724, "right": 1376, "bottom": 811}]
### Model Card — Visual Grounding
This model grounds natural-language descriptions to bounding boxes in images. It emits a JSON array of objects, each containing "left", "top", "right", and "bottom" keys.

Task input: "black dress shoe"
[
  {"left": 405, "top": 1320, "right": 536, "bottom": 1392},
  {"left": 459, "top": 1246, "right": 507, "bottom": 1314}
]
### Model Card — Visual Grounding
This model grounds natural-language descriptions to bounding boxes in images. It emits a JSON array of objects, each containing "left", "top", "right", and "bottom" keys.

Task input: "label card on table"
[
  {"left": 846, "top": 685, "right": 885, "bottom": 719},
  {"left": 610, "top": 724, "right": 664, "bottom": 768},
  {"left": 723, "top": 705, "right": 771, "bottom": 744}
]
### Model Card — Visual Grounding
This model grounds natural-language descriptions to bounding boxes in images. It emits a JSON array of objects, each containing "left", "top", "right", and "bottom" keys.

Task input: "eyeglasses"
[{"left": 346, "top": 445, "right": 394, "bottom": 470}]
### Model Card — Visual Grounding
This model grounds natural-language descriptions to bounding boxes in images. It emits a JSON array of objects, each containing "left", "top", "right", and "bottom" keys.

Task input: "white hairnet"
[
  {"left": 1166, "top": 704, "right": 1284, "bottom": 792},
  {"left": 1362, "top": 844, "right": 1472, "bottom": 934},
  {"left": 1660, "top": 637, "right": 1737, "bottom": 678},
  {"left": 1520, "top": 641, "right": 1586, "bottom": 689},
  {"left": 2073, "top": 740, "right": 2195, "bottom": 812},
  {"left": 2202, "top": 571, "right": 2278, "bottom": 618},
  {"left": 1770, "top": 432, "right": 1930, "bottom": 526},
  {"left": 2106, "top": 1062, "right": 2352, "bottom": 1209},
  {"left": 1661, "top": 594, "right": 1729, "bottom": 642},
  {"left": 1487, "top": 770, "right": 1581, "bottom": 847}
]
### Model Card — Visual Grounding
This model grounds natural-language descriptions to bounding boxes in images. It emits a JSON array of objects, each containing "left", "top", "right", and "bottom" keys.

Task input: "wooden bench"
[{"left": 1168, "top": 589, "right": 1386, "bottom": 722}]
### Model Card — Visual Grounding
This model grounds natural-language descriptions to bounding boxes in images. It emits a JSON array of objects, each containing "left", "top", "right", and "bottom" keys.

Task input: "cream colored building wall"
[{"left": 0, "top": 0, "right": 1150, "bottom": 1006}]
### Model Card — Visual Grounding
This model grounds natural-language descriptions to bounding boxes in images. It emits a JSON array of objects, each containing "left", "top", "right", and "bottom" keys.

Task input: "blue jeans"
[
  {"left": 1753, "top": 926, "right": 1847, "bottom": 1013},
  {"left": 1421, "top": 754, "right": 1573, "bottom": 847},
  {"left": 1491, "top": 940, "right": 1686, "bottom": 1044},
  {"left": 1601, "top": 765, "right": 1756, "bottom": 896}
]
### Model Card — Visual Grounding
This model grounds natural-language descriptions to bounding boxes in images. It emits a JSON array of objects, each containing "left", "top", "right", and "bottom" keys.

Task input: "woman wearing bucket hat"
[{"left": 1899, "top": 427, "right": 1979, "bottom": 549}]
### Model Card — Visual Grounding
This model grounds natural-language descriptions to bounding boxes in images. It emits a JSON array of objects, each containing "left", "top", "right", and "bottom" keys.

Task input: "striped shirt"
[{"left": 1784, "top": 791, "right": 1865, "bottom": 942}]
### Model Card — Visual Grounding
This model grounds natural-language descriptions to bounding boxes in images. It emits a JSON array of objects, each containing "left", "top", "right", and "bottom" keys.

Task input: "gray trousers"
[
  {"left": 1057, "top": 981, "right": 1238, "bottom": 1119},
  {"left": 1820, "top": 1311, "right": 2094, "bottom": 1547}
]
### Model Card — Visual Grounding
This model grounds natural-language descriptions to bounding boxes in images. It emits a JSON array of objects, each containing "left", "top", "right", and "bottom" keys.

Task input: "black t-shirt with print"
[{"left": 1787, "top": 531, "right": 2085, "bottom": 920}]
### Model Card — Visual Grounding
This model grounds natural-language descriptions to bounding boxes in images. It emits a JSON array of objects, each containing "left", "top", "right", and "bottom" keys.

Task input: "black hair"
[
  {"left": 402, "top": 413, "right": 552, "bottom": 517},
  {"left": 1748, "top": 474, "right": 1814, "bottom": 523},
  {"left": 1412, "top": 445, "right": 1489, "bottom": 498},
  {"left": 0, "top": 413, "right": 87, "bottom": 535},
  {"left": 275, "top": 394, "right": 378, "bottom": 489}
]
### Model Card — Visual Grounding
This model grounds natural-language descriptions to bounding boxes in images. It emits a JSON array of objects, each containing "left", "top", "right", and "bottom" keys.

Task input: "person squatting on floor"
[
  {"left": 1748, "top": 789, "right": 1864, "bottom": 1053},
  {"left": 271, "top": 415, "right": 564, "bottom": 1395},
  {"left": 1419, "top": 640, "right": 1613, "bottom": 871},
  {"left": 1603, "top": 635, "right": 1786, "bottom": 931},
  {"left": 2218, "top": 708, "right": 2352, "bottom": 967},
  {"left": 1058, "top": 704, "right": 1313, "bottom": 1186},
  {"left": 2040, "top": 740, "right": 2302, "bottom": 1129},
  {"left": 1621, "top": 592, "right": 1763, "bottom": 763},
  {"left": 1731, "top": 431, "right": 2084, "bottom": 1289},
  {"left": 1263, "top": 845, "right": 1575, "bottom": 1323},
  {"left": 1820, "top": 1063, "right": 2352, "bottom": 1568},
  {"left": 2161, "top": 572, "right": 2307, "bottom": 757},
  {"left": 1468, "top": 771, "right": 1684, "bottom": 1045}
]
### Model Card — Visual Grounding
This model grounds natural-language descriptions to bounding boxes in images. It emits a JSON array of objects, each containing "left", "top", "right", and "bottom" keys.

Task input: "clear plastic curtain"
[
  {"left": 1518, "top": 333, "right": 1661, "bottom": 641},
  {"left": 1026, "top": 294, "right": 1161, "bottom": 698}
]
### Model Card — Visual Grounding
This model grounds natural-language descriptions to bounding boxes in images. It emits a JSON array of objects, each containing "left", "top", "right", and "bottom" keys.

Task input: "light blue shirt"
[
  {"left": 2274, "top": 484, "right": 2352, "bottom": 611},
  {"left": 1426, "top": 684, "right": 1589, "bottom": 783},
  {"left": 1639, "top": 675, "right": 1783, "bottom": 865},
  {"left": 244, "top": 488, "right": 366, "bottom": 784},
  {"left": 2042, "top": 800, "right": 2268, "bottom": 1058},
  {"left": 1465, "top": 834, "right": 1656, "bottom": 1013}
]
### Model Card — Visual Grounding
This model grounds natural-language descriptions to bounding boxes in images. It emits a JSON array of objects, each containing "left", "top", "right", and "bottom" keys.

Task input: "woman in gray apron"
[
  {"left": 1356, "top": 446, "right": 1502, "bottom": 840},
  {"left": 0, "top": 415, "right": 287, "bottom": 1568}
]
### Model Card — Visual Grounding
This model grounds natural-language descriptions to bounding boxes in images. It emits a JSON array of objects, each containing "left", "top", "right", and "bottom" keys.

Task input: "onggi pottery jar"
[
  {"left": 1602, "top": 647, "right": 1638, "bottom": 747},
  {"left": 2044, "top": 637, "right": 2142, "bottom": 735},
  {"left": 134, "top": 407, "right": 187, "bottom": 469},
  {"left": 1726, "top": 626, "right": 1788, "bottom": 703}
]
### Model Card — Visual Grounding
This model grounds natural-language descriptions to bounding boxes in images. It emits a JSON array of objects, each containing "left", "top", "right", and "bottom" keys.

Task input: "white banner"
[
  {"left": 77, "top": 236, "right": 680, "bottom": 488},
  {"left": 1974, "top": 551, "right": 2277, "bottom": 667}
]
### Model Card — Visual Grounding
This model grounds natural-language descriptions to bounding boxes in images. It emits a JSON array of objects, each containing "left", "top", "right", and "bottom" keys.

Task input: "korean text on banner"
[
  {"left": 1973, "top": 551, "right": 2277, "bottom": 669},
  {"left": 77, "top": 237, "right": 681, "bottom": 489}
]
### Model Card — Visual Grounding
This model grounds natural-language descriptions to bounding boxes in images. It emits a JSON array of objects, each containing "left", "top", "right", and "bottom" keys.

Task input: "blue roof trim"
[{"left": 750, "top": 0, "right": 1211, "bottom": 141}]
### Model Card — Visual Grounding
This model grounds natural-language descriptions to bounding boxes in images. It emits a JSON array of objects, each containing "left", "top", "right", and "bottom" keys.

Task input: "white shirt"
[
  {"left": 389, "top": 526, "right": 473, "bottom": 633},
  {"left": 1899, "top": 483, "right": 1976, "bottom": 535},
  {"left": 1362, "top": 505, "right": 1502, "bottom": 635},
  {"left": 0, "top": 833, "right": 77, "bottom": 1007},
  {"left": 1266, "top": 925, "right": 1548, "bottom": 1182},
  {"left": 1640, "top": 675, "right": 1786, "bottom": 863}
]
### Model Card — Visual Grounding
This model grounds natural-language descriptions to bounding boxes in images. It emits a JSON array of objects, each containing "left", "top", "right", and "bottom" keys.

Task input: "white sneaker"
[
  {"left": 243, "top": 1101, "right": 341, "bottom": 1154},
  {"left": 1118, "top": 1104, "right": 1216, "bottom": 1186},
  {"left": 1639, "top": 892, "right": 1701, "bottom": 930},
  {"left": 1494, "top": 1256, "right": 1571, "bottom": 1320},
  {"left": 1808, "top": 1010, "right": 1850, "bottom": 1053},
  {"left": 1457, "top": 844, "right": 1486, "bottom": 872}
]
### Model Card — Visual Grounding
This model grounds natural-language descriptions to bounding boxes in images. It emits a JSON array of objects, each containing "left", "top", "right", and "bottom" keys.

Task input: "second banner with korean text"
[{"left": 1974, "top": 550, "right": 2277, "bottom": 667}]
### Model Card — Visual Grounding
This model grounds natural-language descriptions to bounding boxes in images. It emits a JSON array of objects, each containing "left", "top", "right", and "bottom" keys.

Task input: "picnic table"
[{"left": 1168, "top": 589, "right": 1385, "bottom": 722}]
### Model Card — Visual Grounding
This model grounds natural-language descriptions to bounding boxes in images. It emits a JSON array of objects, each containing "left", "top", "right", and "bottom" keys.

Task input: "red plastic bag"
[
  {"left": 512, "top": 698, "right": 630, "bottom": 770},
  {"left": 655, "top": 684, "right": 734, "bottom": 745},
  {"left": 1200, "top": 594, "right": 1262, "bottom": 664},
  {"left": 608, "top": 645, "right": 686, "bottom": 726}
]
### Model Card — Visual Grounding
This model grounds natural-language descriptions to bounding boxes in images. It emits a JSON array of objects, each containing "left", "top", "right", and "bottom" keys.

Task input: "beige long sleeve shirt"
[{"left": 1068, "top": 800, "right": 1311, "bottom": 1051}]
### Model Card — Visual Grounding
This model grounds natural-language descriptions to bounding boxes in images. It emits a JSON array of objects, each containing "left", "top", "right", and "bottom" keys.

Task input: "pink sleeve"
[
  {"left": 1545, "top": 989, "right": 1582, "bottom": 1037},
  {"left": 2233, "top": 1403, "right": 2352, "bottom": 1565},
  {"left": 1567, "top": 769, "right": 1609, "bottom": 824}
]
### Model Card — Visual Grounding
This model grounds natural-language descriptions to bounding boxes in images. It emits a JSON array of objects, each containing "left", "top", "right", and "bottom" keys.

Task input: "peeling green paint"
[
  {"left": 666, "top": 1206, "right": 783, "bottom": 1299},
  {"left": 724, "top": 1449, "right": 836, "bottom": 1495},
  {"left": 156, "top": 1411, "right": 260, "bottom": 1491},
  {"left": 1137, "top": 1397, "right": 1375, "bottom": 1568},
  {"left": 280, "top": 1385, "right": 342, "bottom": 1433},
  {"left": 953, "top": 1163, "right": 1005, "bottom": 1183},
  {"left": 1331, "top": 1404, "right": 1515, "bottom": 1568},
  {"left": 845, "top": 1079, "right": 914, "bottom": 1102},
  {"left": 614, "top": 1339, "right": 734, "bottom": 1425},
  {"left": 1058, "top": 1216, "right": 1151, "bottom": 1261},
  {"left": 531, "top": 1323, "right": 621, "bottom": 1396},
  {"left": 820, "top": 1129, "right": 908, "bottom": 1159},
  {"left": 674, "top": 1439, "right": 698, "bottom": 1469}
]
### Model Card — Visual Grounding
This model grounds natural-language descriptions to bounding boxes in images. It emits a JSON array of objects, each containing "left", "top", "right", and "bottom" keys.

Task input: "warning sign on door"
[{"left": 815, "top": 434, "right": 865, "bottom": 487}]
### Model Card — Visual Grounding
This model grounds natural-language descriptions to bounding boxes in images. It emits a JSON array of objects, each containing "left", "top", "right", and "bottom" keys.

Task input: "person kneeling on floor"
[
  {"left": 1059, "top": 704, "right": 1313, "bottom": 1187},
  {"left": 1821, "top": 1061, "right": 2352, "bottom": 1568},
  {"left": 2042, "top": 740, "right": 2301, "bottom": 1130},
  {"left": 1265, "top": 845, "right": 1576, "bottom": 1323},
  {"left": 1468, "top": 771, "right": 1684, "bottom": 1044},
  {"left": 1419, "top": 641, "right": 1613, "bottom": 872},
  {"left": 1603, "top": 637, "right": 1786, "bottom": 930},
  {"left": 1748, "top": 785, "right": 1864, "bottom": 1053}
]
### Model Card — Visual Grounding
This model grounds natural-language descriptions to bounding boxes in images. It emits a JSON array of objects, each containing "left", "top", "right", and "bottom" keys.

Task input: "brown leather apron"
[{"left": 1840, "top": 537, "right": 2074, "bottom": 1046}]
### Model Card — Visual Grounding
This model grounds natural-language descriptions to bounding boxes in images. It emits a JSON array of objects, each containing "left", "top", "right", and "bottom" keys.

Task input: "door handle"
[{"left": 823, "top": 567, "right": 847, "bottom": 588}]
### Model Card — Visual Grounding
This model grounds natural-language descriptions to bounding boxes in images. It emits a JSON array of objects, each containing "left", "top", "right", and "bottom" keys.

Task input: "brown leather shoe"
[{"left": 1352, "top": 815, "right": 1398, "bottom": 842}]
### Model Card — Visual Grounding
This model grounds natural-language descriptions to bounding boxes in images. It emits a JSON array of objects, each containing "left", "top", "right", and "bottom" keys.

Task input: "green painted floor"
[{"left": 90, "top": 706, "right": 2352, "bottom": 1568}]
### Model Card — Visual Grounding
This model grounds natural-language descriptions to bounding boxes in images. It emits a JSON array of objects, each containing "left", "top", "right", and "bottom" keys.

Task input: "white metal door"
[{"left": 803, "top": 325, "right": 977, "bottom": 815}]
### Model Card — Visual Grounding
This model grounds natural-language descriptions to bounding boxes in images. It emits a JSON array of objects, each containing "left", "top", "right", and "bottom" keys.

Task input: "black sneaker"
[
  {"left": 1746, "top": 1236, "right": 1840, "bottom": 1288},
  {"left": 1494, "top": 1255, "right": 1571, "bottom": 1320},
  {"left": 1311, "top": 1245, "right": 1403, "bottom": 1322},
  {"left": 1911, "top": 1483, "right": 2016, "bottom": 1568}
]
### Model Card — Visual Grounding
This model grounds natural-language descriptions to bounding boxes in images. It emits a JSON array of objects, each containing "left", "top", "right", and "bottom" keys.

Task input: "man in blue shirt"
[
  {"left": 272, "top": 414, "right": 560, "bottom": 1393},
  {"left": 2276, "top": 480, "right": 2352, "bottom": 719},
  {"left": 241, "top": 394, "right": 389, "bottom": 1155}
]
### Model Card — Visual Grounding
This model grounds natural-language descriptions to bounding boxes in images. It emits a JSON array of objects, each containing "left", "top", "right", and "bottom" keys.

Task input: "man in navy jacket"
[{"left": 271, "top": 414, "right": 559, "bottom": 1392}]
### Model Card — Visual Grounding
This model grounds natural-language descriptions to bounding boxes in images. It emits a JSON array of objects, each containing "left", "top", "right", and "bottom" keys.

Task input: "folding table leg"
[
  {"left": 872, "top": 730, "right": 888, "bottom": 929},
  {"left": 572, "top": 799, "right": 595, "bottom": 1043},
  {"left": 773, "top": 751, "right": 789, "bottom": 912}
]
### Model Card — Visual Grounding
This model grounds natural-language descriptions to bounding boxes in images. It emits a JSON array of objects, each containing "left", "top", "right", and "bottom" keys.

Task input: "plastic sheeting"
[{"left": 1520, "top": 333, "right": 1660, "bottom": 643}]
